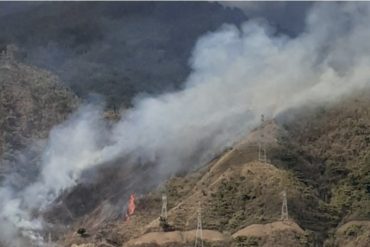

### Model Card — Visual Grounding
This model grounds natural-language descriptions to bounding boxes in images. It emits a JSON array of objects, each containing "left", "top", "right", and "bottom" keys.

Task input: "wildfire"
[{"left": 125, "top": 193, "right": 136, "bottom": 221}]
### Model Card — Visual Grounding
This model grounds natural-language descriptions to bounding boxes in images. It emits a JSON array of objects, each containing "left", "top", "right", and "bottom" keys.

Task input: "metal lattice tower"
[
  {"left": 194, "top": 202, "right": 204, "bottom": 247},
  {"left": 47, "top": 232, "right": 52, "bottom": 247},
  {"left": 258, "top": 114, "right": 267, "bottom": 163},
  {"left": 161, "top": 194, "right": 168, "bottom": 220},
  {"left": 281, "top": 190, "right": 289, "bottom": 221},
  {"left": 62, "top": 202, "right": 74, "bottom": 220}
]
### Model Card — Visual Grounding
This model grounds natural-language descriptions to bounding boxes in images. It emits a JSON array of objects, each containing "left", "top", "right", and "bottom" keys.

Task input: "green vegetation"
[
  {"left": 0, "top": 61, "right": 78, "bottom": 158},
  {"left": 206, "top": 177, "right": 256, "bottom": 232},
  {"left": 233, "top": 236, "right": 261, "bottom": 247},
  {"left": 344, "top": 224, "right": 364, "bottom": 237}
]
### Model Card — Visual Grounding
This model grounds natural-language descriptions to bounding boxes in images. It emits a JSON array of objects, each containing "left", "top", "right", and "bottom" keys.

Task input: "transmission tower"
[
  {"left": 161, "top": 194, "right": 168, "bottom": 220},
  {"left": 281, "top": 190, "right": 289, "bottom": 221},
  {"left": 47, "top": 232, "right": 52, "bottom": 247},
  {"left": 258, "top": 114, "right": 267, "bottom": 163},
  {"left": 194, "top": 202, "right": 204, "bottom": 247},
  {"left": 62, "top": 202, "right": 74, "bottom": 220}
]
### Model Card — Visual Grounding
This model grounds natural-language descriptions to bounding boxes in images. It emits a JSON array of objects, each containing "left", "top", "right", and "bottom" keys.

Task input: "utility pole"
[
  {"left": 281, "top": 190, "right": 289, "bottom": 221},
  {"left": 258, "top": 114, "right": 267, "bottom": 163},
  {"left": 161, "top": 194, "right": 168, "bottom": 220},
  {"left": 194, "top": 202, "right": 204, "bottom": 247}
]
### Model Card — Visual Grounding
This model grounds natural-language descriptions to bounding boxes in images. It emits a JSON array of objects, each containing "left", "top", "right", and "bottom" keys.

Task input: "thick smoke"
[
  {"left": 0, "top": 106, "right": 106, "bottom": 246},
  {"left": 1, "top": 2, "right": 370, "bottom": 245}
]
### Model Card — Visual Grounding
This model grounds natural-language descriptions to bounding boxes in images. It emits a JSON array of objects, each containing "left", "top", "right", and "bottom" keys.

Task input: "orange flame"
[
  {"left": 128, "top": 193, "right": 136, "bottom": 215},
  {"left": 125, "top": 193, "right": 136, "bottom": 221}
]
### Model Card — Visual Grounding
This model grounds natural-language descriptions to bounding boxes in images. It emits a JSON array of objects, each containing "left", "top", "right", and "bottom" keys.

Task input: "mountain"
[
  {"left": 56, "top": 90, "right": 370, "bottom": 247},
  {"left": 0, "top": 2, "right": 246, "bottom": 108},
  {"left": 0, "top": 9, "right": 369, "bottom": 244},
  {"left": 0, "top": 45, "right": 78, "bottom": 159},
  {"left": 0, "top": 49, "right": 368, "bottom": 246},
  {"left": 0, "top": 45, "right": 78, "bottom": 199}
]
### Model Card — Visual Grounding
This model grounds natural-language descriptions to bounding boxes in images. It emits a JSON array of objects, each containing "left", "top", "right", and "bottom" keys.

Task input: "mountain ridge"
[{"left": 59, "top": 92, "right": 370, "bottom": 247}]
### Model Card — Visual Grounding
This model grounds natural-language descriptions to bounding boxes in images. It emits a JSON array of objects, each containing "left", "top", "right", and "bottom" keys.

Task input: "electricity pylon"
[
  {"left": 47, "top": 232, "right": 52, "bottom": 247},
  {"left": 258, "top": 114, "right": 267, "bottom": 163},
  {"left": 62, "top": 202, "right": 74, "bottom": 220},
  {"left": 194, "top": 202, "right": 204, "bottom": 247},
  {"left": 281, "top": 190, "right": 289, "bottom": 221},
  {"left": 161, "top": 194, "right": 168, "bottom": 220}
]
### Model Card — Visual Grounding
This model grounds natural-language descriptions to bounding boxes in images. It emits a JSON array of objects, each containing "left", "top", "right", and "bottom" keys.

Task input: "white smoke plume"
[{"left": 1, "top": 2, "right": 370, "bottom": 245}]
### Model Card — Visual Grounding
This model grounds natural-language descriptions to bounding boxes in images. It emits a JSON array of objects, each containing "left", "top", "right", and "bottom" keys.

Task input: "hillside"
[
  {"left": 59, "top": 131, "right": 313, "bottom": 247},
  {"left": 274, "top": 92, "right": 370, "bottom": 222},
  {"left": 0, "top": 45, "right": 78, "bottom": 197},
  {"left": 0, "top": 46, "right": 78, "bottom": 160},
  {"left": 0, "top": 54, "right": 368, "bottom": 245},
  {"left": 0, "top": 3, "right": 369, "bottom": 247},
  {"left": 0, "top": 2, "right": 246, "bottom": 108},
  {"left": 60, "top": 91, "right": 370, "bottom": 247},
  {"left": 0, "top": 45, "right": 368, "bottom": 247}
]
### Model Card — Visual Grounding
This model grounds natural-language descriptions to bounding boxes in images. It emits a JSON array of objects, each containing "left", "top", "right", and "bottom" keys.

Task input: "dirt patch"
[
  {"left": 233, "top": 220, "right": 304, "bottom": 238},
  {"left": 232, "top": 220, "right": 308, "bottom": 247},
  {"left": 325, "top": 221, "right": 370, "bottom": 247},
  {"left": 123, "top": 230, "right": 227, "bottom": 247}
]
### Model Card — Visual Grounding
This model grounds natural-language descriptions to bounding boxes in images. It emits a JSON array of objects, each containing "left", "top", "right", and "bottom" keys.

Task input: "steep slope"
[
  {"left": 0, "top": 2, "right": 246, "bottom": 107},
  {"left": 60, "top": 91, "right": 369, "bottom": 247},
  {"left": 61, "top": 122, "right": 312, "bottom": 247},
  {"left": 0, "top": 46, "right": 78, "bottom": 159},
  {"left": 272, "top": 91, "right": 370, "bottom": 230},
  {"left": 0, "top": 47, "right": 79, "bottom": 247}
]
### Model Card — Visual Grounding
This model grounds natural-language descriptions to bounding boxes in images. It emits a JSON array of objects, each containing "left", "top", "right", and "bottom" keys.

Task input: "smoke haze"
[
  {"left": 0, "top": 2, "right": 246, "bottom": 107},
  {"left": 1, "top": 2, "right": 370, "bottom": 245}
]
